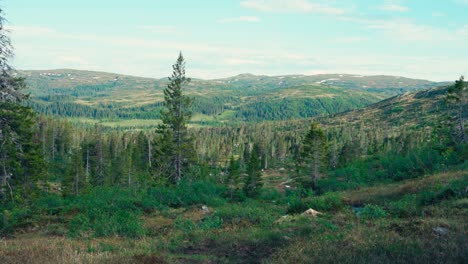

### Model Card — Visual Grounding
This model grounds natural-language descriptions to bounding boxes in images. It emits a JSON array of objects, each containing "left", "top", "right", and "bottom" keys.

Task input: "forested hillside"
[
  {"left": 1, "top": 3, "right": 466, "bottom": 262},
  {"left": 20, "top": 69, "right": 446, "bottom": 126},
  {"left": 2, "top": 75, "right": 466, "bottom": 263}
]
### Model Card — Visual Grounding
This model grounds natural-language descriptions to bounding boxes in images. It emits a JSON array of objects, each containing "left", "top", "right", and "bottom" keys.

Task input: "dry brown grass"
[
  {"left": 342, "top": 170, "right": 467, "bottom": 205},
  {"left": 0, "top": 235, "right": 172, "bottom": 264}
]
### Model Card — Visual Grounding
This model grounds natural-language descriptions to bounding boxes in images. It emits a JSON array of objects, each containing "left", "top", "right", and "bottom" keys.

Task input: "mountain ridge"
[{"left": 18, "top": 69, "right": 450, "bottom": 126}]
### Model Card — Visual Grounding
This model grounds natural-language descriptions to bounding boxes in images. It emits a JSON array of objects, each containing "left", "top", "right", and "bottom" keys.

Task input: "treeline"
[
  {"left": 29, "top": 104, "right": 450, "bottom": 194},
  {"left": 26, "top": 88, "right": 380, "bottom": 122},
  {"left": 27, "top": 100, "right": 165, "bottom": 119},
  {"left": 235, "top": 96, "right": 375, "bottom": 121}
]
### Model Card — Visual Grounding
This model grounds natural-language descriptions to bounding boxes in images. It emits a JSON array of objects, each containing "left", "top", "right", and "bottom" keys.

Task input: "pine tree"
[
  {"left": 243, "top": 143, "right": 263, "bottom": 198},
  {"left": 0, "top": 8, "right": 44, "bottom": 203},
  {"left": 226, "top": 156, "right": 241, "bottom": 199},
  {"left": 298, "top": 123, "right": 328, "bottom": 190},
  {"left": 155, "top": 52, "right": 195, "bottom": 184},
  {"left": 447, "top": 76, "right": 467, "bottom": 144}
]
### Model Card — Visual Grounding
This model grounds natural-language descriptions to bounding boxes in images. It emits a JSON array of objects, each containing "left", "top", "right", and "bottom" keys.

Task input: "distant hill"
[{"left": 18, "top": 69, "right": 447, "bottom": 126}]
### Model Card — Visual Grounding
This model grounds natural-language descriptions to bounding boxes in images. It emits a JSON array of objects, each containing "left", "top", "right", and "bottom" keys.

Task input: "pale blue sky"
[{"left": 4, "top": 0, "right": 468, "bottom": 81}]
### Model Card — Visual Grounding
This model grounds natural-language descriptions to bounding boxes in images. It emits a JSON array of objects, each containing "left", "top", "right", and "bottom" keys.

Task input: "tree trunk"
[{"left": 458, "top": 105, "right": 466, "bottom": 143}]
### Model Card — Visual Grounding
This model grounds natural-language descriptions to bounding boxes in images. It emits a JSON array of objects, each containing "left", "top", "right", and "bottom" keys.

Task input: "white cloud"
[
  {"left": 339, "top": 17, "right": 456, "bottom": 42},
  {"left": 432, "top": 12, "right": 445, "bottom": 17},
  {"left": 457, "top": 25, "right": 468, "bottom": 36},
  {"left": 378, "top": 4, "right": 409, "bottom": 12},
  {"left": 240, "top": 0, "right": 345, "bottom": 15},
  {"left": 334, "top": 36, "right": 367, "bottom": 43},
  {"left": 137, "top": 25, "right": 177, "bottom": 34},
  {"left": 224, "top": 58, "right": 264, "bottom": 65},
  {"left": 454, "top": 0, "right": 468, "bottom": 5},
  {"left": 55, "top": 55, "right": 89, "bottom": 65},
  {"left": 218, "top": 16, "right": 261, "bottom": 23},
  {"left": 5, "top": 25, "right": 57, "bottom": 36}
]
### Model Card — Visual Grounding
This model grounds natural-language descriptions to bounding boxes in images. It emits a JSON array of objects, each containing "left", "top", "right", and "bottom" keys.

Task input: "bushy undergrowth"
[
  {"left": 144, "top": 179, "right": 226, "bottom": 209},
  {"left": 286, "top": 192, "right": 344, "bottom": 214},
  {"left": 360, "top": 204, "right": 388, "bottom": 220},
  {"left": 1, "top": 180, "right": 228, "bottom": 237},
  {"left": 214, "top": 200, "right": 282, "bottom": 227},
  {"left": 320, "top": 145, "right": 462, "bottom": 192}
]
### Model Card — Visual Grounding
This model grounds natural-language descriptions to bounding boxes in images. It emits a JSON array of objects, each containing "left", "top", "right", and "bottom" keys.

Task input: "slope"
[{"left": 19, "top": 69, "right": 445, "bottom": 126}]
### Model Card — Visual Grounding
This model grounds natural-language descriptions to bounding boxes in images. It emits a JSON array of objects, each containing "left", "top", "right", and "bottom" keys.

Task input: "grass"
[{"left": 1, "top": 170, "right": 466, "bottom": 263}]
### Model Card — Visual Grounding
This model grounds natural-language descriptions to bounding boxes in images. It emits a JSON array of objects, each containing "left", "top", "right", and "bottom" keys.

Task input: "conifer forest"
[{"left": 0, "top": 2, "right": 467, "bottom": 263}]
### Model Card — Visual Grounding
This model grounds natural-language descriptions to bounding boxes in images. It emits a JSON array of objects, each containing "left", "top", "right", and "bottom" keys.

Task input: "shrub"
[
  {"left": 360, "top": 204, "right": 387, "bottom": 220},
  {"left": 174, "top": 217, "right": 196, "bottom": 232},
  {"left": 387, "top": 195, "right": 419, "bottom": 218},
  {"left": 286, "top": 197, "right": 309, "bottom": 214},
  {"left": 215, "top": 202, "right": 280, "bottom": 227},
  {"left": 286, "top": 192, "right": 344, "bottom": 214},
  {"left": 259, "top": 188, "right": 283, "bottom": 201},
  {"left": 147, "top": 180, "right": 226, "bottom": 208},
  {"left": 307, "top": 192, "right": 344, "bottom": 212},
  {"left": 198, "top": 215, "right": 223, "bottom": 230}
]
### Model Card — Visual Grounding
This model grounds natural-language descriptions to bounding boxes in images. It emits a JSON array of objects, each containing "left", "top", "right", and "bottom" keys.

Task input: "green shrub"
[
  {"left": 286, "top": 192, "right": 343, "bottom": 214},
  {"left": 66, "top": 188, "right": 145, "bottom": 238},
  {"left": 174, "top": 217, "right": 196, "bottom": 232},
  {"left": 215, "top": 202, "right": 280, "bottom": 227},
  {"left": 360, "top": 204, "right": 388, "bottom": 220},
  {"left": 387, "top": 195, "right": 419, "bottom": 218},
  {"left": 198, "top": 215, "right": 223, "bottom": 230},
  {"left": 259, "top": 188, "right": 283, "bottom": 201},
  {"left": 147, "top": 180, "right": 226, "bottom": 208},
  {"left": 68, "top": 213, "right": 91, "bottom": 238},
  {"left": 307, "top": 192, "right": 344, "bottom": 212},
  {"left": 33, "top": 194, "right": 65, "bottom": 215},
  {"left": 286, "top": 197, "right": 309, "bottom": 214},
  {"left": 44, "top": 223, "right": 67, "bottom": 236}
]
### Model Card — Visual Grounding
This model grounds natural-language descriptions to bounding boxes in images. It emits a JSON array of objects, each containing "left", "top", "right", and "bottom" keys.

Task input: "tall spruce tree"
[
  {"left": 156, "top": 53, "right": 195, "bottom": 184},
  {"left": 447, "top": 76, "right": 467, "bottom": 144},
  {"left": 298, "top": 123, "right": 328, "bottom": 190},
  {"left": 226, "top": 156, "right": 241, "bottom": 199},
  {"left": 243, "top": 143, "right": 263, "bottom": 198},
  {"left": 0, "top": 8, "right": 44, "bottom": 203}
]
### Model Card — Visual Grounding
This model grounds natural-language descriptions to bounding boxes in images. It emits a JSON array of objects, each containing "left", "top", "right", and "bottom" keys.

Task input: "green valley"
[
  {"left": 20, "top": 69, "right": 447, "bottom": 127},
  {"left": 1, "top": 2, "right": 467, "bottom": 263}
]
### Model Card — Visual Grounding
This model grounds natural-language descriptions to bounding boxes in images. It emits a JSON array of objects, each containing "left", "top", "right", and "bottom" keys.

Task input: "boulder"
[
  {"left": 275, "top": 215, "right": 292, "bottom": 224},
  {"left": 433, "top": 227, "right": 449, "bottom": 236},
  {"left": 201, "top": 205, "right": 210, "bottom": 214},
  {"left": 302, "top": 208, "right": 322, "bottom": 217}
]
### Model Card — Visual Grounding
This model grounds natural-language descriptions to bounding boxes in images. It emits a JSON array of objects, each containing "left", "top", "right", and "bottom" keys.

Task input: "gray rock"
[
  {"left": 433, "top": 227, "right": 449, "bottom": 236},
  {"left": 201, "top": 205, "right": 210, "bottom": 214}
]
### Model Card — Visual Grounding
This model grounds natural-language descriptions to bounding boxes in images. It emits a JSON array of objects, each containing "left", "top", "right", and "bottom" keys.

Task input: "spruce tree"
[
  {"left": 298, "top": 123, "right": 328, "bottom": 190},
  {"left": 226, "top": 156, "right": 241, "bottom": 199},
  {"left": 243, "top": 143, "right": 263, "bottom": 198},
  {"left": 447, "top": 76, "right": 467, "bottom": 144},
  {"left": 156, "top": 53, "right": 195, "bottom": 184},
  {"left": 0, "top": 8, "right": 44, "bottom": 202}
]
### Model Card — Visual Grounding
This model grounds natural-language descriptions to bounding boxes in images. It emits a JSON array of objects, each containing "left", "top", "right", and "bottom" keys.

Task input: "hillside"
[
  {"left": 19, "top": 69, "right": 446, "bottom": 126},
  {"left": 3, "top": 79, "right": 467, "bottom": 263}
]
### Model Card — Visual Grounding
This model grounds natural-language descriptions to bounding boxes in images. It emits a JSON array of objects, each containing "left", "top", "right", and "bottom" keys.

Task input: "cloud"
[
  {"left": 378, "top": 4, "right": 409, "bottom": 12},
  {"left": 334, "top": 36, "right": 367, "bottom": 43},
  {"left": 339, "top": 17, "right": 454, "bottom": 42},
  {"left": 224, "top": 58, "right": 264, "bottom": 65},
  {"left": 55, "top": 55, "right": 89, "bottom": 65},
  {"left": 240, "top": 0, "right": 345, "bottom": 15},
  {"left": 137, "top": 25, "right": 177, "bottom": 34},
  {"left": 218, "top": 16, "right": 261, "bottom": 23},
  {"left": 5, "top": 25, "right": 57, "bottom": 36},
  {"left": 432, "top": 12, "right": 445, "bottom": 17},
  {"left": 454, "top": 0, "right": 468, "bottom": 5}
]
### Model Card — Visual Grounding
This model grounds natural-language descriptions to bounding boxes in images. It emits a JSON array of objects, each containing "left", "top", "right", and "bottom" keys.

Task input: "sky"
[{"left": 3, "top": 0, "right": 468, "bottom": 81}]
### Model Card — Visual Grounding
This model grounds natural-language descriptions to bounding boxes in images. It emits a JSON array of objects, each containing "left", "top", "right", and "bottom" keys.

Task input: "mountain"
[{"left": 19, "top": 69, "right": 447, "bottom": 126}]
